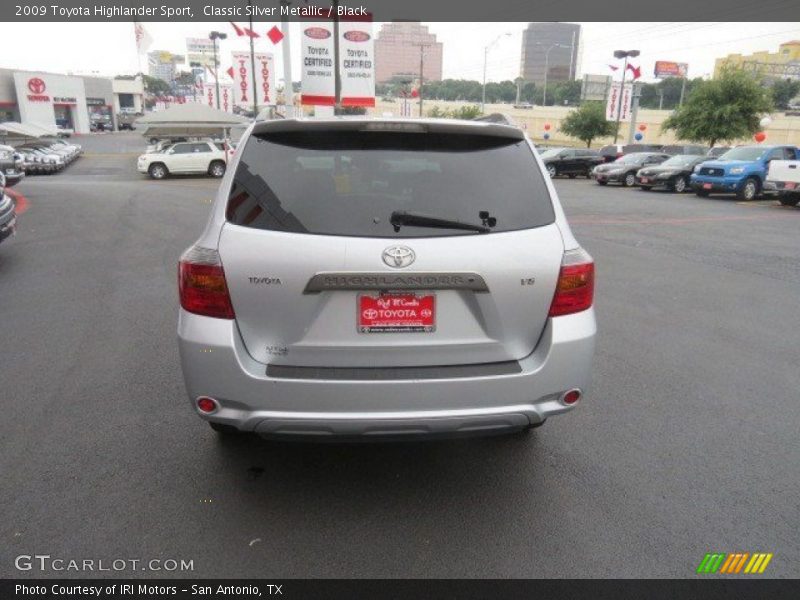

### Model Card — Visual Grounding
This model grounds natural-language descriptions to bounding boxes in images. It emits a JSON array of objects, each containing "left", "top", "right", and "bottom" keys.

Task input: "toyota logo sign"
[
  {"left": 27, "top": 78, "right": 46, "bottom": 94},
  {"left": 382, "top": 246, "right": 416, "bottom": 269}
]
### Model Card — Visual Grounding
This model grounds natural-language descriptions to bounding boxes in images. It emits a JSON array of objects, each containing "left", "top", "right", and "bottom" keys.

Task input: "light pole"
[
  {"left": 538, "top": 42, "right": 569, "bottom": 106},
  {"left": 482, "top": 32, "right": 511, "bottom": 113},
  {"left": 209, "top": 31, "right": 227, "bottom": 110},
  {"left": 612, "top": 49, "right": 639, "bottom": 143},
  {"left": 413, "top": 43, "right": 431, "bottom": 117}
]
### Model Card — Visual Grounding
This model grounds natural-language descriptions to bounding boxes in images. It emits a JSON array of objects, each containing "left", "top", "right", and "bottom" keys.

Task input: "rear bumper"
[{"left": 177, "top": 308, "right": 596, "bottom": 438}]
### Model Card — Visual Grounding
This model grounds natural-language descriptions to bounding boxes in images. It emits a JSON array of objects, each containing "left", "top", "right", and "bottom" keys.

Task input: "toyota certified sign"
[
  {"left": 304, "top": 27, "right": 331, "bottom": 39},
  {"left": 343, "top": 30, "right": 370, "bottom": 42},
  {"left": 27, "top": 78, "right": 46, "bottom": 94}
]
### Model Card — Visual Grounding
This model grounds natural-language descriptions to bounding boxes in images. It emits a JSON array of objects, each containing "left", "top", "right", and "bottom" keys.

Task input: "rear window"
[{"left": 226, "top": 130, "right": 555, "bottom": 237}]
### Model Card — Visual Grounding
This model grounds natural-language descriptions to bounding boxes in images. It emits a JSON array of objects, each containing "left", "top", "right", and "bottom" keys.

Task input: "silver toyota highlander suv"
[{"left": 178, "top": 118, "right": 596, "bottom": 439}]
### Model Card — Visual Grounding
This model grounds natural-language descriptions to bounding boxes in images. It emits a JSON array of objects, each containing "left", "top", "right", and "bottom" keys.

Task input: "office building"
[
  {"left": 714, "top": 41, "right": 800, "bottom": 81},
  {"left": 374, "top": 22, "right": 443, "bottom": 84},
  {"left": 520, "top": 23, "right": 581, "bottom": 86},
  {"left": 147, "top": 50, "right": 185, "bottom": 84}
]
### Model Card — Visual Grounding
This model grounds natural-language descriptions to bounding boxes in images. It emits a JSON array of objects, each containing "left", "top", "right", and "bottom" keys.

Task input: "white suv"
[{"left": 138, "top": 141, "right": 227, "bottom": 179}]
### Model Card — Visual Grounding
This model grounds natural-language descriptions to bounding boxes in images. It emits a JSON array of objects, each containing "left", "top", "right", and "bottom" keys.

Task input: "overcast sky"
[{"left": 0, "top": 22, "right": 797, "bottom": 83}]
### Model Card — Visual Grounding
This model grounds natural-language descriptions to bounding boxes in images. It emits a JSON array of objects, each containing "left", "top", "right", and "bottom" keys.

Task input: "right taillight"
[
  {"left": 178, "top": 246, "right": 235, "bottom": 319},
  {"left": 548, "top": 248, "right": 595, "bottom": 317}
]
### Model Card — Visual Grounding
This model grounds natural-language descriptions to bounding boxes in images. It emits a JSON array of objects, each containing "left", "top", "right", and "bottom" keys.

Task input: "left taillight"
[
  {"left": 548, "top": 248, "right": 595, "bottom": 317},
  {"left": 178, "top": 246, "right": 235, "bottom": 319}
]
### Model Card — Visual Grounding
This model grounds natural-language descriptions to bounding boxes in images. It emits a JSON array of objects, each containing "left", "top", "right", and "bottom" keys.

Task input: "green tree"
[
  {"left": 174, "top": 71, "right": 196, "bottom": 87},
  {"left": 141, "top": 74, "right": 171, "bottom": 96},
  {"left": 451, "top": 105, "right": 483, "bottom": 119},
  {"left": 662, "top": 68, "right": 773, "bottom": 147},
  {"left": 560, "top": 101, "right": 615, "bottom": 147},
  {"left": 426, "top": 104, "right": 483, "bottom": 119},
  {"left": 770, "top": 79, "right": 800, "bottom": 110},
  {"left": 552, "top": 81, "right": 582, "bottom": 106}
]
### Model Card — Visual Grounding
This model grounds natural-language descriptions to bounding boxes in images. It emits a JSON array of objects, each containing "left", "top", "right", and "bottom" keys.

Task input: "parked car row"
[
  {"left": 556, "top": 145, "right": 800, "bottom": 200},
  {"left": 15, "top": 139, "right": 82, "bottom": 175},
  {"left": 138, "top": 138, "right": 231, "bottom": 179},
  {"left": 544, "top": 143, "right": 800, "bottom": 202},
  {"left": 597, "top": 143, "right": 730, "bottom": 163},
  {"left": 0, "top": 172, "right": 17, "bottom": 246}
]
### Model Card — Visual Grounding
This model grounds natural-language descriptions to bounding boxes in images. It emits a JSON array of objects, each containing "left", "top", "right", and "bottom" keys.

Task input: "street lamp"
[
  {"left": 612, "top": 49, "right": 640, "bottom": 143},
  {"left": 536, "top": 42, "right": 569, "bottom": 106},
  {"left": 209, "top": 31, "right": 227, "bottom": 110},
  {"left": 482, "top": 33, "right": 511, "bottom": 113}
]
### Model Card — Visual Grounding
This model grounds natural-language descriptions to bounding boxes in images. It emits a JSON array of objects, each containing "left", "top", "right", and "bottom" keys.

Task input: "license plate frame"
[
  {"left": 358, "top": 292, "right": 436, "bottom": 333},
  {"left": 703, "top": 182, "right": 712, "bottom": 190}
]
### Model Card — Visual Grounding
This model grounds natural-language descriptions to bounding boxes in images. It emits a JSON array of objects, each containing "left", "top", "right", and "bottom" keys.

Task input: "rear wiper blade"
[{"left": 390, "top": 211, "right": 490, "bottom": 234}]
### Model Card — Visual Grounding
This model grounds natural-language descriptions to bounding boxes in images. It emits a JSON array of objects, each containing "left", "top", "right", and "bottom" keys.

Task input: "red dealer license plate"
[
  {"left": 358, "top": 293, "right": 435, "bottom": 333},
  {"left": 784, "top": 182, "right": 796, "bottom": 190},
  {"left": 703, "top": 183, "right": 712, "bottom": 189},
  {"left": 640, "top": 177, "right": 649, "bottom": 183}
]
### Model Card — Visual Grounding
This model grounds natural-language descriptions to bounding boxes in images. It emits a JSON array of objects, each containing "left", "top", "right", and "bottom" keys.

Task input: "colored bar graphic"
[{"left": 700, "top": 552, "right": 773, "bottom": 574}]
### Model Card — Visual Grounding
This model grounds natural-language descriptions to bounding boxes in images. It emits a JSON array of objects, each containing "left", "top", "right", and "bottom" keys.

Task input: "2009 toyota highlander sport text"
[{"left": 177, "top": 118, "right": 596, "bottom": 439}]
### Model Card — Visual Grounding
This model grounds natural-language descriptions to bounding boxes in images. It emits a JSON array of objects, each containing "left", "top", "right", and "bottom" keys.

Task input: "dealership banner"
[
  {"left": 231, "top": 51, "right": 276, "bottom": 110},
  {"left": 339, "top": 15, "right": 375, "bottom": 107},
  {"left": 605, "top": 81, "right": 633, "bottom": 122},
  {"left": 203, "top": 83, "right": 233, "bottom": 112},
  {"left": 254, "top": 52, "right": 277, "bottom": 105},
  {"left": 654, "top": 60, "right": 689, "bottom": 79},
  {"left": 301, "top": 21, "right": 336, "bottom": 106}
]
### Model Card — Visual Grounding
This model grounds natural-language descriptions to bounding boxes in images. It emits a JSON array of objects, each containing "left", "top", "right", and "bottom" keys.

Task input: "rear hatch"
[{"left": 218, "top": 122, "right": 564, "bottom": 368}]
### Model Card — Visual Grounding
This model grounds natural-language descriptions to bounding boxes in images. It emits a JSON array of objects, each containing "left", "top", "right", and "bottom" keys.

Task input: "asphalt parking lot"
[{"left": 1, "top": 132, "right": 798, "bottom": 578}]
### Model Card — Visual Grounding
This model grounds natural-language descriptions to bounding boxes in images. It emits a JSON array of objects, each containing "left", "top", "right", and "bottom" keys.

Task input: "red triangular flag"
[
  {"left": 608, "top": 64, "right": 619, "bottom": 71},
  {"left": 230, "top": 22, "right": 245, "bottom": 37},
  {"left": 243, "top": 26, "right": 259, "bottom": 39},
  {"left": 267, "top": 26, "right": 284, "bottom": 44},
  {"left": 226, "top": 66, "right": 234, "bottom": 79},
  {"left": 627, "top": 64, "right": 642, "bottom": 79}
]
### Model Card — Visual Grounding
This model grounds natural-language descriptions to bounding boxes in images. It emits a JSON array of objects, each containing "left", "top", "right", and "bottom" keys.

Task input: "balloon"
[
  {"left": 759, "top": 116, "right": 772, "bottom": 128},
  {"left": 754, "top": 131, "right": 766, "bottom": 143},
  {"left": 543, "top": 133, "right": 550, "bottom": 140},
  {"left": 634, "top": 132, "right": 643, "bottom": 141},
  {"left": 638, "top": 124, "right": 647, "bottom": 131},
  {"left": 544, "top": 123, "right": 551, "bottom": 131}
]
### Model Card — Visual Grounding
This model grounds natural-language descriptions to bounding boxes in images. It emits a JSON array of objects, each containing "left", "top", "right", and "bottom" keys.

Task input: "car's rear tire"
[
  {"left": 597, "top": 180, "right": 607, "bottom": 186},
  {"left": 209, "top": 422, "right": 242, "bottom": 435},
  {"left": 779, "top": 194, "right": 800, "bottom": 206},
  {"left": 695, "top": 190, "right": 710, "bottom": 197},
  {"left": 568, "top": 173, "right": 577, "bottom": 179},
  {"left": 736, "top": 177, "right": 759, "bottom": 201},
  {"left": 640, "top": 185, "right": 652, "bottom": 191},
  {"left": 623, "top": 172, "right": 636, "bottom": 187},
  {"left": 148, "top": 163, "right": 168, "bottom": 180},
  {"left": 546, "top": 164, "right": 557, "bottom": 178},
  {"left": 672, "top": 176, "right": 688, "bottom": 193},
  {"left": 209, "top": 160, "right": 226, "bottom": 178}
]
